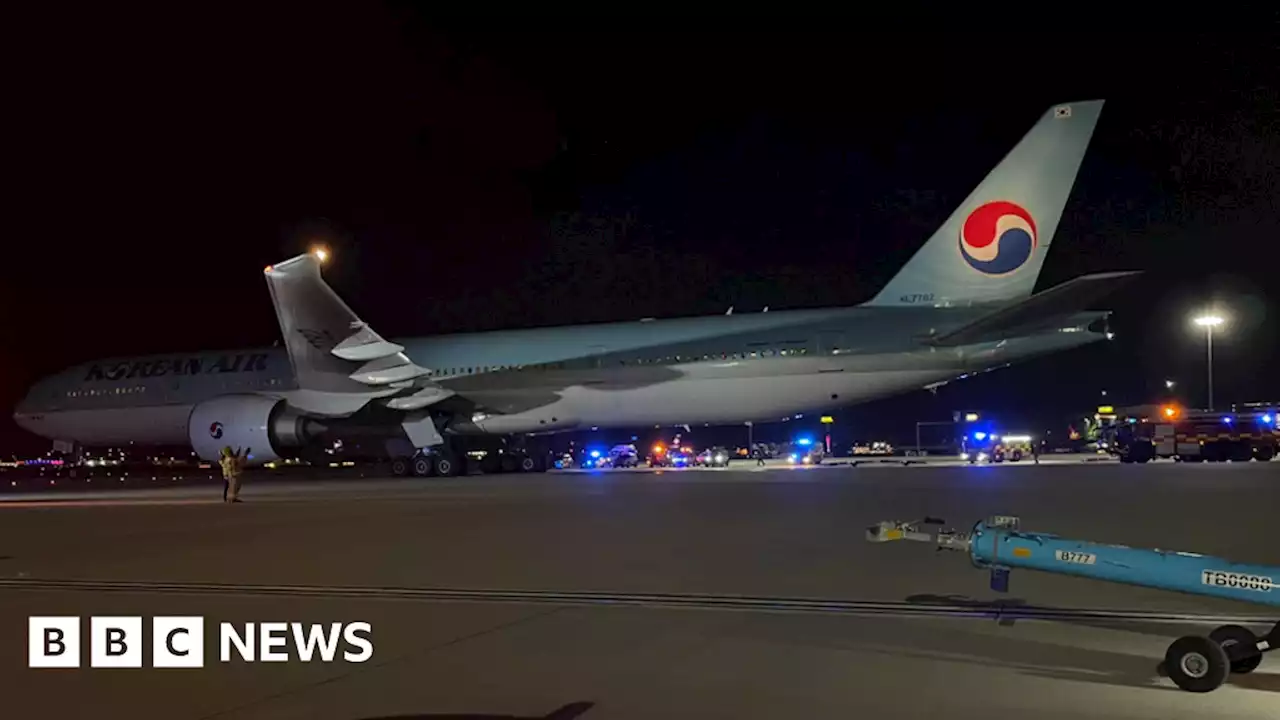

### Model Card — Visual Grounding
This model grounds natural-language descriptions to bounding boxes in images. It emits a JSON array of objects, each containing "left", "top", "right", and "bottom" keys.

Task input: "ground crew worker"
[
  {"left": 219, "top": 446, "right": 250, "bottom": 503},
  {"left": 754, "top": 444, "right": 766, "bottom": 466}
]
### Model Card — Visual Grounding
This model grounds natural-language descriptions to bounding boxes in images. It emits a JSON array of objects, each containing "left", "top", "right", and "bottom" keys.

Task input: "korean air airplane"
[{"left": 13, "top": 100, "right": 1135, "bottom": 476}]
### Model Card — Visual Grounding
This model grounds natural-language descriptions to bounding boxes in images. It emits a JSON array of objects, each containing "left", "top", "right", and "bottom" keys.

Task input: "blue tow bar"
[{"left": 867, "top": 515, "right": 1279, "bottom": 693}]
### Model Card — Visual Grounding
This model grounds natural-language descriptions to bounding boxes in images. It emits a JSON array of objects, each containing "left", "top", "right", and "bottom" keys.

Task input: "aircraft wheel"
[
  {"left": 519, "top": 455, "right": 537, "bottom": 472},
  {"left": 1165, "top": 635, "right": 1230, "bottom": 692},
  {"left": 1210, "top": 624, "right": 1264, "bottom": 674},
  {"left": 411, "top": 456, "right": 433, "bottom": 477},
  {"left": 433, "top": 453, "right": 459, "bottom": 477},
  {"left": 390, "top": 458, "right": 410, "bottom": 477},
  {"left": 499, "top": 453, "right": 519, "bottom": 473}
]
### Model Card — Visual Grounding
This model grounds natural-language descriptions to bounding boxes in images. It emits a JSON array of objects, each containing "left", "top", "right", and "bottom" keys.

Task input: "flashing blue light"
[
  {"left": 1127, "top": 418, "right": 1137, "bottom": 424},
  {"left": 1222, "top": 416, "right": 1233, "bottom": 424},
  {"left": 589, "top": 450, "right": 601, "bottom": 458},
  {"left": 796, "top": 437, "right": 813, "bottom": 446},
  {"left": 1262, "top": 414, "right": 1273, "bottom": 424},
  {"left": 973, "top": 431, "right": 988, "bottom": 441}
]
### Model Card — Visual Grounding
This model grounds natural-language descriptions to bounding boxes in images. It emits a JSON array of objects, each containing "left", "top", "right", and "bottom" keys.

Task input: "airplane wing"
[{"left": 924, "top": 271, "right": 1140, "bottom": 347}]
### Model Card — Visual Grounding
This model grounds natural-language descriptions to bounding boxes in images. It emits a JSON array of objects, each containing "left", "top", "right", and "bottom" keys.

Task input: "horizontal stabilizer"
[{"left": 926, "top": 270, "right": 1139, "bottom": 347}]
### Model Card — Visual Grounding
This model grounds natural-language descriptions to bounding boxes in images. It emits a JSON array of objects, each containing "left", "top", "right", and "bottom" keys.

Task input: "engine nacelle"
[{"left": 188, "top": 395, "right": 318, "bottom": 466}]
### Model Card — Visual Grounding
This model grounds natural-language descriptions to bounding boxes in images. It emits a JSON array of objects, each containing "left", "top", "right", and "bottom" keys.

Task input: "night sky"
[{"left": 5, "top": 11, "right": 1279, "bottom": 452}]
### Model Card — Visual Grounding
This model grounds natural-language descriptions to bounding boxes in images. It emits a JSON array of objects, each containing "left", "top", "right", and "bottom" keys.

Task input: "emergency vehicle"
[
  {"left": 962, "top": 434, "right": 1033, "bottom": 464},
  {"left": 1108, "top": 404, "right": 1279, "bottom": 463}
]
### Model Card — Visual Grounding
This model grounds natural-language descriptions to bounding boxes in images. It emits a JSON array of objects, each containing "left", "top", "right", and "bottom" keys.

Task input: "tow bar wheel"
[
  {"left": 1165, "top": 635, "right": 1230, "bottom": 692},
  {"left": 1209, "top": 624, "right": 1264, "bottom": 674}
]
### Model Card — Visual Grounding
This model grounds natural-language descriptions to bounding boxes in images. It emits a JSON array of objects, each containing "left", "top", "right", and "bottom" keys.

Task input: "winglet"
[{"left": 264, "top": 254, "right": 414, "bottom": 393}]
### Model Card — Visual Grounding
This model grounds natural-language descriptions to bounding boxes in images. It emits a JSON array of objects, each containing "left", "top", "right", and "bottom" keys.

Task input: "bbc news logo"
[{"left": 29, "top": 617, "right": 373, "bottom": 668}]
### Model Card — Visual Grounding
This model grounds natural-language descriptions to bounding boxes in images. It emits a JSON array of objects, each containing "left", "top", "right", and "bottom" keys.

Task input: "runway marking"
[
  {"left": 0, "top": 578, "right": 1272, "bottom": 625},
  {"left": 0, "top": 498, "right": 223, "bottom": 508}
]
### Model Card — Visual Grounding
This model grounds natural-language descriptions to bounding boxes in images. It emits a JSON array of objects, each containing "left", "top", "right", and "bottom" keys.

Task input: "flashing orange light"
[
  {"left": 653, "top": 444, "right": 665, "bottom": 454},
  {"left": 1163, "top": 405, "right": 1178, "bottom": 419}
]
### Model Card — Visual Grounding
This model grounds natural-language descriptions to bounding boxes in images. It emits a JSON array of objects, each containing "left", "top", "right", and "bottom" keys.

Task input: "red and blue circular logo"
[
  {"left": 209, "top": 422, "right": 224, "bottom": 439},
  {"left": 959, "top": 201, "right": 1038, "bottom": 275}
]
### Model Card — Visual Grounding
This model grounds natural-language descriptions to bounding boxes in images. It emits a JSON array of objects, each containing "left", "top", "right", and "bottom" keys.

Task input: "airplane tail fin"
[
  {"left": 263, "top": 254, "right": 425, "bottom": 395},
  {"left": 865, "top": 100, "right": 1104, "bottom": 308}
]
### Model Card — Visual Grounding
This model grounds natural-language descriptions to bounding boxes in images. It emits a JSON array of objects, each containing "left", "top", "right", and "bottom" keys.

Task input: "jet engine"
[{"left": 188, "top": 395, "right": 323, "bottom": 465}]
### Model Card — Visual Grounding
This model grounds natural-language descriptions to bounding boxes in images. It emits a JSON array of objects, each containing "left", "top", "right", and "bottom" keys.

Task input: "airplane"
[{"left": 13, "top": 100, "right": 1136, "bottom": 477}]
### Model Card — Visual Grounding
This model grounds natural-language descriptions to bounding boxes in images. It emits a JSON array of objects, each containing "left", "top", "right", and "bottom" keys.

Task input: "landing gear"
[
  {"left": 389, "top": 454, "right": 437, "bottom": 477},
  {"left": 1163, "top": 623, "right": 1271, "bottom": 692},
  {"left": 501, "top": 435, "right": 549, "bottom": 474},
  {"left": 433, "top": 451, "right": 460, "bottom": 477},
  {"left": 412, "top": 455, "right": 434, "bottom": 477},
  {"left": 389, "top": 436, "right": 550, "bottom": 479}
]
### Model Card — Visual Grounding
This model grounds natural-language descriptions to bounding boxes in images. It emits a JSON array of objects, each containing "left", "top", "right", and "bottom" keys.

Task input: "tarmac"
[{"left": 1, "top": 461, "right": 1278, "bottom": 719}]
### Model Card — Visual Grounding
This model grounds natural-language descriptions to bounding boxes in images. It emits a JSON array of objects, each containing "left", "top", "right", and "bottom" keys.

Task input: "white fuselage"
[{"left": 12, "top": 305, "right": 1107, "bottom": 447}]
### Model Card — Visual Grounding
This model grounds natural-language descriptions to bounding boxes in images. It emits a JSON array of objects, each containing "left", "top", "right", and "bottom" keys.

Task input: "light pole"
[{"left": 1193, "top": 314, "right": 1224, "bottom": 410}]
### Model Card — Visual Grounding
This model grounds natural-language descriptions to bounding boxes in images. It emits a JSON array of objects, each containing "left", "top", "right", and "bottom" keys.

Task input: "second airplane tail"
[{"left": 865, "top": 100, "right": 1105, "bottom": 308}]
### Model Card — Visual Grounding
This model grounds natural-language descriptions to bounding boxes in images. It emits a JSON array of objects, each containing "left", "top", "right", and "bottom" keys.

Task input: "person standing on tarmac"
[{"left": 219, "top": 446, "right": 250, "bottom": 503}]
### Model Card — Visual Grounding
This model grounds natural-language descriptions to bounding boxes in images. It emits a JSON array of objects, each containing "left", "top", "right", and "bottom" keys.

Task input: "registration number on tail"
[
  {"left": 1054, "top": 550, "right": 1096, "bottom": 565},
  {"left": 1201, "top": 570, "right": 1274, "bottom": 592}
]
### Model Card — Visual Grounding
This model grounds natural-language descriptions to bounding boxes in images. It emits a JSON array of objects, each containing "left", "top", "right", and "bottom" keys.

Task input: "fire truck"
[{"left": 1107, "top": 403, "right": 1279, "bottom": 463}]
